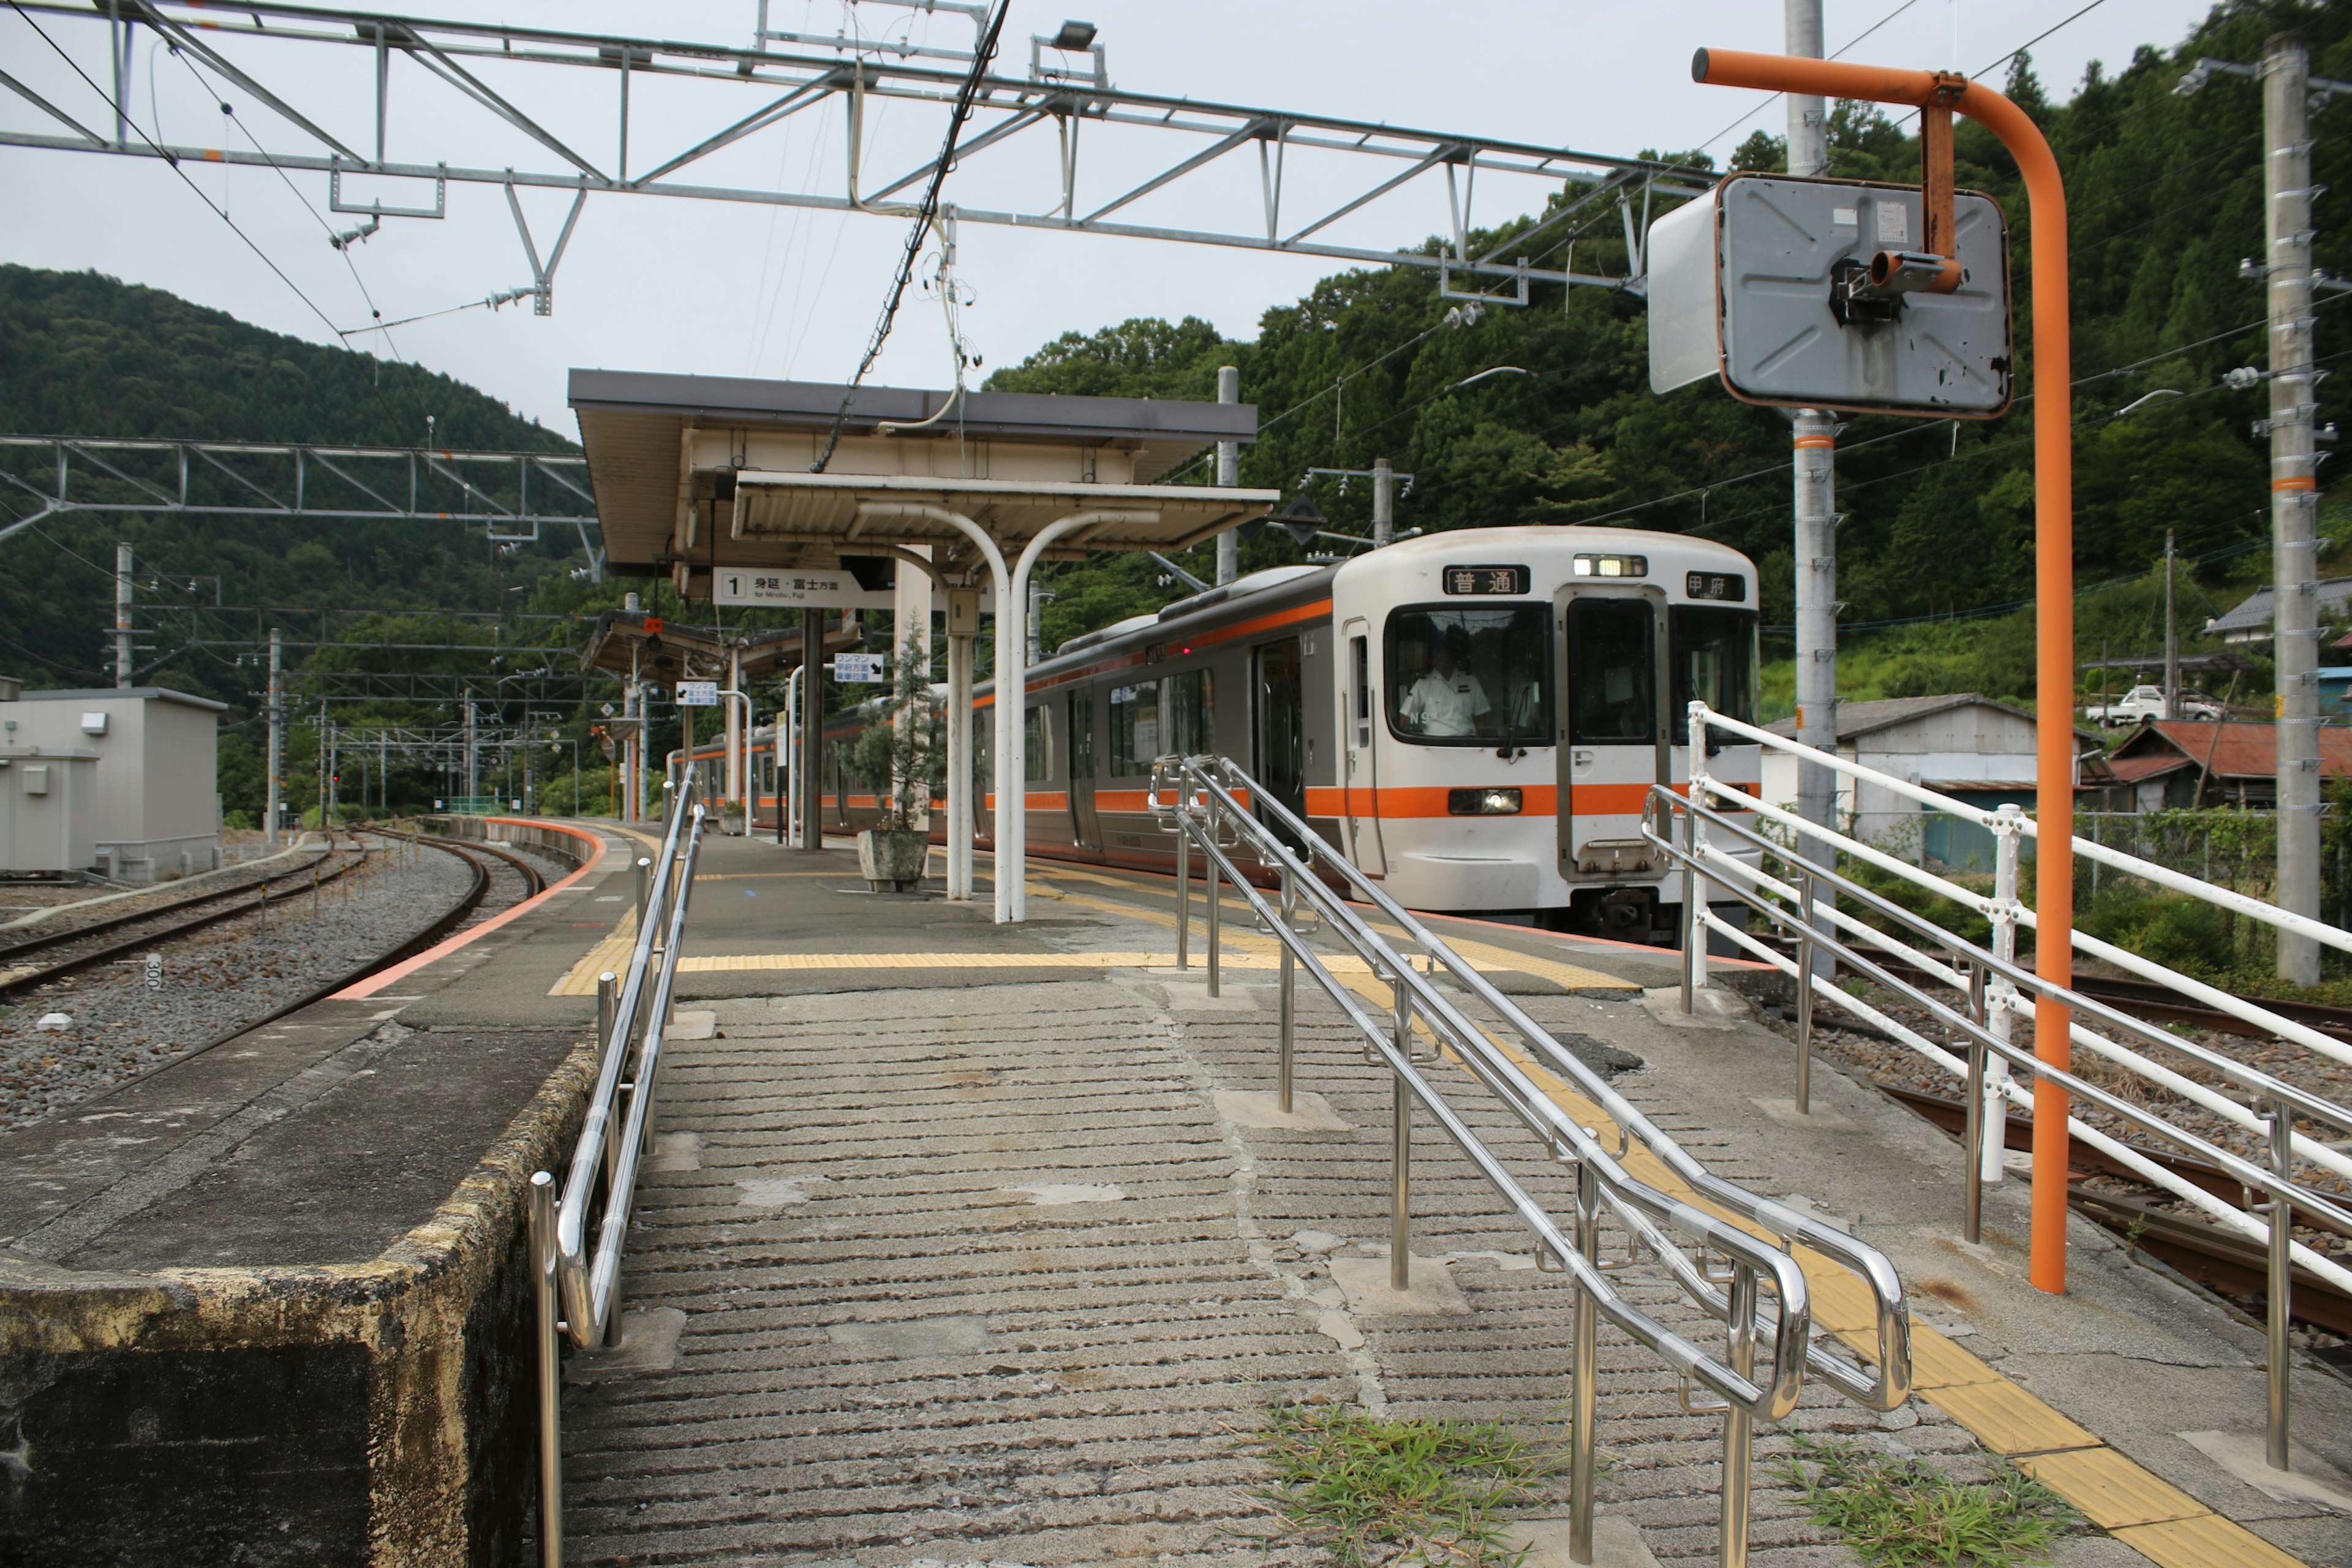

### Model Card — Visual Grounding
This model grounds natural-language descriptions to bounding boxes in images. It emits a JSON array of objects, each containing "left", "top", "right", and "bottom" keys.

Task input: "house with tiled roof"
[{"left": 2087, "top": 720, "right": 2352, "bottom": 812}]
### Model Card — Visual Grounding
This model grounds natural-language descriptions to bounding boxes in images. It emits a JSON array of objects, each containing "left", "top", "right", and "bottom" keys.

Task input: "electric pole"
[
  {"left": 265, "top": 627, "right": 283, "bottom": 848},
  {"left": 1787, "top": 0, "right": 1839, "bottom": 869},
  {"left": 1215, "top": 364, "right": 1241, "bottom": 584},
  {"left": 2266, "top": 31, "right": 2323, "bottom": 985},
  {"left": 1373, "top": 456, "right": 1395, "bottom": 548},
  {"left": 115, "top": 542, "right": 134, "bottom": 688},
  {"left": 2162, "top": 530, "right": 2179, "bottom": 722}
]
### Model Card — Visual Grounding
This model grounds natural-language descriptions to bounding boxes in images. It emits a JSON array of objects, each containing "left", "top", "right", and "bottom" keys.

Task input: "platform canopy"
[
  {"left": 570, "top": 368, "right": 1280, "bottom": 925},
  {"left": 569, "top": 369, "right": 1276, "bottom": 593}
]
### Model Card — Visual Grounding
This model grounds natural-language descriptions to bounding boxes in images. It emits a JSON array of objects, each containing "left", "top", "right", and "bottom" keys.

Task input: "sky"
[{"left": 1, "top": 0, "right": 2218, "bottom": 436}]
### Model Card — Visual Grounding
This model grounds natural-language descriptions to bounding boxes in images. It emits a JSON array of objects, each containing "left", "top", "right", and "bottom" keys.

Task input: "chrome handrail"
[
  {"left": 1647, "top": 715, "right": 2352, "bottom": 1477},
  {"left": 527, "top": 769, "right": 708, "bottom": 1567},
  {"left": 1149, "top": 755, "right": 1915, "bottom": 1568}
]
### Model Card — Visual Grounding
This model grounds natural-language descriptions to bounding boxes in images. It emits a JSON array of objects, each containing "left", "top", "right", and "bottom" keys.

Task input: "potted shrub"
[{"left": 850, "top": 631, "right": 943, "bottom": 892}]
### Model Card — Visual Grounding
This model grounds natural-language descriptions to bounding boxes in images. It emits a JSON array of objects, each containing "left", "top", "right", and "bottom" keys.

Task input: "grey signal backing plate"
[{"left": 1718, "top": 175, "right": 2011, "bottom": 417}]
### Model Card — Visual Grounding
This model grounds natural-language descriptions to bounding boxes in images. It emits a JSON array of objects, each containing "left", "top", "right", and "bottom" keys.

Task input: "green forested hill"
[
  {"left": 990, "top": 3, "right": 2352, "bottom": 699},
  {"left": 0, "top": 265, "right": 591, "bottom": 699}
]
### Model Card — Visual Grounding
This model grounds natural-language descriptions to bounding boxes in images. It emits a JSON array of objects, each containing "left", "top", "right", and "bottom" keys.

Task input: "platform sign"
[
  {"left": 713, "top": 568, "right": 894, "bottom": 611},
  {"left": 831, "top": 653, "right": 885, "bottom": 684},
  {"left": 676, "top": 680, "right": 719, "bottom": 707},
  {"left": 1648, "top": 174, "right": 2012, "bottom": 418}
]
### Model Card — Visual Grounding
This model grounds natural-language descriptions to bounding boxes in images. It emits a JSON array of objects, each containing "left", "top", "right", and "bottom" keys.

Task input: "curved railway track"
[{"left": 0, "top": 837, "right": 372, "bottom": 1001}]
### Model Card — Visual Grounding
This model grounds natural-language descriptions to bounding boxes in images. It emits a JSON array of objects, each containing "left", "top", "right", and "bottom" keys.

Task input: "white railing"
[{"left": 1658, "top": 703, "right": 2352, "bottom": 1476}]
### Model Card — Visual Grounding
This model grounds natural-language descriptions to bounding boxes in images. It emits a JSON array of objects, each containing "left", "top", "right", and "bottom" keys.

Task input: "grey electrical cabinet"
[
  {"left": 1648, "top": 173, "right": 2013, "bottom": 418},
  {"left": 0, "top": 748, "right": 98, "bottom": 876}
]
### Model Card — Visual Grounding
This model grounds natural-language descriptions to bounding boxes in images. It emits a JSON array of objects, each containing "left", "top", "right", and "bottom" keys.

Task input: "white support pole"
[
  {"left": 1215, "top": 365, "right": 1240, "bottom": 585},
  {"left": 2265, "top": 30, "right": 2323, "bottom": 987},
  {"left": 1787, "top": 0, "right": 1838, "bottom": 878},
  {"left": 114, "top": 541, "right": 134, "bottom": 688},
  {"left": 946, "top": 586, "right": 978, "bottom": 900},
  {"left": 265, "top": 627, "right": 283, "bottom": 848},
  {"left": 725, "top": 645, "right": 744, "bottom": 824}
]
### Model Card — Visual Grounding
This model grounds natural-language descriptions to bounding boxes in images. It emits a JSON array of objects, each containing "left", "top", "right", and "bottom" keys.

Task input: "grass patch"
[
  {"left": 1774, "top": 1434, "right": 2079, "bottom": 1566},
  {"left": 1238, "top": 1400, "right": 1564, "bottom": 1567}
]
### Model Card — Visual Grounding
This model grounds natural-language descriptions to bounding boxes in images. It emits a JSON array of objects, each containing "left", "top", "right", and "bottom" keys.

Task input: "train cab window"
[
  {"left": 1670, "top": 606, "right": 1758, "bottom": 744},
  {"left": 1024, "top": 705, "right": 1050, "bottom": 782},
  {"left": 1385, "top": 606, "right": 1550, "bottom": 745},
  {"left": 1107, "top": 681, "right": 1162, "bottom": 776},
  {"left": 1167, "top": 668, "right": 1216, "bottom": 756},
  {"left": 1566, "top": 599, "right": 1655, "bottom": 744}
]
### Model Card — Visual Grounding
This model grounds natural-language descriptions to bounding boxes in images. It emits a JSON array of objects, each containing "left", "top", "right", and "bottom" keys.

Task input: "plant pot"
[
  {"left": 719, "top": 805, "right": 746, "bottom": 835},
  {"left": 858, "top": 827, "right": 930, "bottom": 892}
]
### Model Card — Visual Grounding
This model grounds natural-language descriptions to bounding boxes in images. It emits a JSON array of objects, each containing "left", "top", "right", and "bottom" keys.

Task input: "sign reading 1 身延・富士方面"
[{"left": 713, "top": 568, "right": 895, "bottom": 610}]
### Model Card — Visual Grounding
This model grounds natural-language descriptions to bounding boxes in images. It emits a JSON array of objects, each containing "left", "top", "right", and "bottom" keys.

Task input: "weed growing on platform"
[
  {"left": 1774, "top": 1434, "right": 2078, "bottom": 1566},
  {"left": 1238, "top": 1399, "right": 1561, "bottom": 1566}
]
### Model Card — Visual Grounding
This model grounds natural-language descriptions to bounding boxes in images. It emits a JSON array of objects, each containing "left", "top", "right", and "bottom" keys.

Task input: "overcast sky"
[{"left": 2, "top": 1, "right": 2214, "bottom": 436}]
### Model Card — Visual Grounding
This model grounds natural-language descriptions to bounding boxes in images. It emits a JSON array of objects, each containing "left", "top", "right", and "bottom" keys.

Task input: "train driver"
[{"left": 1399, "top": 625, "right": 1492, "bottom": 737}]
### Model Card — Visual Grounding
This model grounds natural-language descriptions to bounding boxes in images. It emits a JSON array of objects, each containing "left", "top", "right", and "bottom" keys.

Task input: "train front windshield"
[
  {"left": 1670, "top": 606, "right": 1758, "bottom": 744},
  {"left": 1386, "top": 606, "right": 1551, "bottom": 743}
]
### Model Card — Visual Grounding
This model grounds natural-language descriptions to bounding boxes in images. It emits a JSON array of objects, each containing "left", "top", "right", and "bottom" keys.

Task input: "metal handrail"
[
  {"left": 527, "top": 769, "right": 709, "bottom": 1566},
  {"left": 1655, "top": 699, "right": 2352, "bottom": 1474},
  {"left": 1150, "top": 755, "right": 1915, "bottom": 1568}
]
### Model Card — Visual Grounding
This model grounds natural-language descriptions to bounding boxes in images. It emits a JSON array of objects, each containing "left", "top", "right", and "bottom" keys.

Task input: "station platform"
[
  {"left": 554, "top": 831, "right": 2352, "bottom": 1568},
  {"left": 8, "top": 820, "right": 2348, "bottom": 1566}
]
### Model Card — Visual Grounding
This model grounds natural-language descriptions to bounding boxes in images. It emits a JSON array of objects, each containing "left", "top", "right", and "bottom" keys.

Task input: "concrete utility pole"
[
  {"left": 799, "top": 608, "right": 823, "bottom": 851},
  {"left": 1372, "top": 457, "right": 1395, "bottom": 548},
  {"left": 464, "top": 699, "right": 479, "bottom": 801},
  {"left": 264, "top": 626, "right": 282, "bottom": 847},
  {"left": 1787, "top": 0, "right": 1840, "bottom": 869},
  {"left": 1215, "top": 364, "right": 1241, "bottom": 584},
  {"left": 2163, "top": 530, "right": 2179, "bottom": 721},
  {"left": 114, "top": 542, "right": 134, "bottom": 688},
  {"left": 2266, "top": 31, "right": 2323, "bottom": 986}
]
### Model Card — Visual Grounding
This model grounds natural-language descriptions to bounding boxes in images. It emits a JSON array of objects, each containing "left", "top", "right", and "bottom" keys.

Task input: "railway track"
[
  {"left": 0, "top": 837, "right": 372, "bottom": 1003},
  {"left": 1876, "top": 1082, "right": 2352, "bottom": 1336}
]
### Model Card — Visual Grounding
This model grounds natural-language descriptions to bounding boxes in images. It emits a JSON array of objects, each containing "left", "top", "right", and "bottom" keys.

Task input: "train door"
[
  {"left": 1556, "top": 589, "right": 1668, "bottom": 881},
  {"left": 1068, "top": 689, "right": 1099, "bottom": 849},
  {"left": 1341, "top": 621, "right": 1385, "bottom": 873},
  {"left": 1253, "top": 637, "right": 1307, "bottom": 837}
]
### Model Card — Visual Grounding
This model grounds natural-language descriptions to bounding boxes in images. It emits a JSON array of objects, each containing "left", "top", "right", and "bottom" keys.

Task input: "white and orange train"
[{"left": 696, "top": 526, "right": 1763, "bottom": 943}]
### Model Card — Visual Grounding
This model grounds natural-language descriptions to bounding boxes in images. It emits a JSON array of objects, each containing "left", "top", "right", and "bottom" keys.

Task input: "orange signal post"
[{"left": 1692, "top": 48, "right": 2076, "bottom": 1294}]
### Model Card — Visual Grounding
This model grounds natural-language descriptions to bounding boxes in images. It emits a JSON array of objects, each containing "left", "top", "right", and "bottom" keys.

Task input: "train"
[{"left": 680, "top": 525, "right": 1763, "bottom": 944}]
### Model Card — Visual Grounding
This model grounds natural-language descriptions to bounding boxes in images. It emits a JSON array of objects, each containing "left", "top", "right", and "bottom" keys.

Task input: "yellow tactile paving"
[
  {"left": 2111, "top": 1512, "right": 2310, "bottom": 1568},
  {"left": 1923, "top": 1376, "right": 2103, "bottom": 1458},
  {"left": 1904, "top": 1326, "right": 2008, "bottom": 1391},
  {"left": 551, "top": 907, "right": 636, "bottom": 997},
  {"left": 676, "top": 950, "right": 1185, "bottom": 973},
  {"left": 2015, "top": 1447, "right": 2208, "bottom": 1530}
]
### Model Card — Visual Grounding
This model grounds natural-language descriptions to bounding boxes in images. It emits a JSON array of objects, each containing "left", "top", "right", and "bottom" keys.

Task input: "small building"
[
  {"left": 0, "top": 687, "right": 225, "bottom": 881},
  {"left": 1763, "top": 694, "right": 2092, "bottom": 872},
  {"left": 2321, "top": 665, "right": 2352, "bottom": 719},
  {"left": 0, "top": 747, "right": 98, "bottom": 877},
  {"left": 2203, "top": 576, "right": 2352, "bottom": 646},
  {"left": 2087, "top": 720, "right": 2352, "bottom": 812}
]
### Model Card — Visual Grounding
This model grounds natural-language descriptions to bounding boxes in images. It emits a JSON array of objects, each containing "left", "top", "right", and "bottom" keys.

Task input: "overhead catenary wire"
[{"left": 809, "top": 0, "right": 1009, "bottom": 473}]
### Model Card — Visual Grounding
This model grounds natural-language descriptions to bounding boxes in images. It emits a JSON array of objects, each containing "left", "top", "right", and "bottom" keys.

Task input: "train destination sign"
[
  {"left": 676, "top": 680, "right": 719, "bottom": 707},
  {"left": 1442, "top": 564, "right": 1531, "bottom": 595},
  {"left": 1686, "top": 571, "right": 1746, "bottom": 602},
  {"left": 832, "top": 654, "right": 885, "bottom": 684},
  {"left": 712, "top": 568, "right": 895, "bottom": 611}
]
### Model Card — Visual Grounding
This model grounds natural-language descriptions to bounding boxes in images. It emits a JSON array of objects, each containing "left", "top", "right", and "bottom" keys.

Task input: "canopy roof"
[
  {"left": 579, "top": 610, "right": 860, "bottom": 688},
  {"left": 570, "top": 369, "right": 1277, "bottom": 592}
]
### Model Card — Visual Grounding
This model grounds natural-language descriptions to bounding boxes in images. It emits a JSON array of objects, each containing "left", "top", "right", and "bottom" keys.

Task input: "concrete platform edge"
[{"left": 0, "top": 1035, "right": 600, "bottom": 1566}]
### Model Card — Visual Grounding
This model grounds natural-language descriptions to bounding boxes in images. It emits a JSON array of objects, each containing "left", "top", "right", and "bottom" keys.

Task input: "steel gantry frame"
[
  {"left": 0, "top": 435, "right": 602, "bottom": 564},
  {"left": 0, "top": 1, "right": 1710, "bottom": 303}
]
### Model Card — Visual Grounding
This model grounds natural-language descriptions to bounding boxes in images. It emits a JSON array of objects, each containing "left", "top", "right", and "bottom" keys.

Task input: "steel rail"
[
  {"left": 526, "top": 772, "right": 706, "bottom": 1567},
  {"left": 1152, "top": 755, "right": 1914, "bottom": 1568},
  {"left": 0, "top": 840, "right": 367, "bottom": 999},
  {"left": 0, "top": 840, "right": 337, "bottom": 964}
]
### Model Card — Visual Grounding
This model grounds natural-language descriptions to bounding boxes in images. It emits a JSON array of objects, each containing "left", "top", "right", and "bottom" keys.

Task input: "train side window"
[
  {"left": 1167, "top": 669, "right": 1216, "bottom": 756},
  {"left": 1385, "top": 605, "right": 1550, "bottom": 744},
  {"left": 1023, "top": 704, "right": 1050, "bottom": 782},
  {"left": 1107, "top": 681, "right": 1162, "bottom": 776},
  {"left": 1670, "top": 606, "right": 1758, "bottom": 744},
  {"left": 1565, "top": 600, "right": 1655, "bottom": 744},
  {"left": 1351, "top": 636, "right": 1371, "bottom": 747}
]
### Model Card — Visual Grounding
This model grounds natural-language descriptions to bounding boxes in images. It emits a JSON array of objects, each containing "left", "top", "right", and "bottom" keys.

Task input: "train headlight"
[{"left": 1448, "top": 787, "right": 1523, "bottom": 816}]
